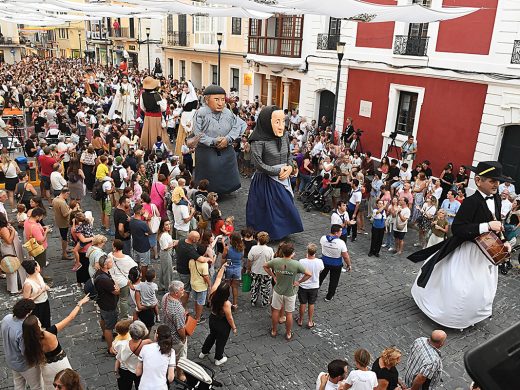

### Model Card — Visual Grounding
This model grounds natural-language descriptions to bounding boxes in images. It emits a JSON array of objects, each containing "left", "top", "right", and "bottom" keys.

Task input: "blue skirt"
[{"left": 246, "top": 172, "right": 303, "bottom": 240}]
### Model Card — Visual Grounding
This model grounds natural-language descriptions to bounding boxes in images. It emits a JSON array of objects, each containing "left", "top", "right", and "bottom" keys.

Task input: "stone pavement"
[{"left": 1, "top": 177, "right": 519, "bottom": 389}]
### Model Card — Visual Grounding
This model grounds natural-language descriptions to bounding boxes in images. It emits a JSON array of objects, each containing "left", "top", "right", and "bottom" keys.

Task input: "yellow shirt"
[
  {"left": 189, "top": 260, "right": 209, "bottom": 292},
  {"left": 172, "top": 186, "right": 185, "bottom": 204},
  {"left": 96, "top": 163, "right": 109, "bottom": 180}
]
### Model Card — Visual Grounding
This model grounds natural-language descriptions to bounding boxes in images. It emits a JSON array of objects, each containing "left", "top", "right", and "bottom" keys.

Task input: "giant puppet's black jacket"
[{"left": 408, "top": 190, "right": 502, "bottom": 287}]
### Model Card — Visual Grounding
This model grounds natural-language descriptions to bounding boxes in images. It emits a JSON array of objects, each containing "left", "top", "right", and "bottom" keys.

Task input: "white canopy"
[
  {"left": 207, "top": 0, "right": 478, "bottom": 23},
  {"left": 0, "top": 0, "right": 479, "bottom": 26}
]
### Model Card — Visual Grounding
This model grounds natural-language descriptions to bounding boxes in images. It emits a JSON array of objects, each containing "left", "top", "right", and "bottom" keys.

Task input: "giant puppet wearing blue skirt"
[{"left": 246, "top": 106, "right": 303, "bottom": 240}]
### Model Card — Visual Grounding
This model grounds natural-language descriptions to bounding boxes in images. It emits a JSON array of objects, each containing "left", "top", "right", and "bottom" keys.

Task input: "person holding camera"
[{"left": 401, "top": 135, "right": 417, "bottom": 163}]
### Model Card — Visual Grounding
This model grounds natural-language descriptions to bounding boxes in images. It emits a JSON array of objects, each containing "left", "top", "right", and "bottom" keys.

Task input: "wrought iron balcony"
[
  {"left": 511, "top": 40, "right": 520, "bottom": 64},
  {"left": 316, "top": 33, "right": 341, "bottom": 51},
  {"left": 393, "top": 35, "right": 429, "bottom": 57},
  {"left": 166, "top": 31, "right": 189, "bottom": 47}
]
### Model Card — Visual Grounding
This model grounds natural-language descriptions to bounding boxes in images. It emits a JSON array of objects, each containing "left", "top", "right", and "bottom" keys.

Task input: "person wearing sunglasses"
[{"left": 53, "top": 368, "right": 84, "bottom": 390}]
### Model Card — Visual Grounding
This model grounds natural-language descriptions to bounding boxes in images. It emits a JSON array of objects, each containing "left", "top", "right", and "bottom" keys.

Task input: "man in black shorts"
[
  {"left": 297, "top": 243, "right": 324, "bottom": 328},
  {"left": 94, "top": 256, "right": 120, "bottom": 352}
]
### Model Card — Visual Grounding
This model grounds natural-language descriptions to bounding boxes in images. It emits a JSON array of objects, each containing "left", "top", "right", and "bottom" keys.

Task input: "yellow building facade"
[
  {"left": 163, "top": 15, "right": 248, "bottom": 94},
  {"left": 55, "top": 22, "right": 84, "bottom": 59}
]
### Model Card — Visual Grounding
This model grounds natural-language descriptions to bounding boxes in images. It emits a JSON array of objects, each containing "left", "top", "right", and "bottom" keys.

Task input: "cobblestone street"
[{"left": 1, "top": 178, "right": 519, "bottom": 390}]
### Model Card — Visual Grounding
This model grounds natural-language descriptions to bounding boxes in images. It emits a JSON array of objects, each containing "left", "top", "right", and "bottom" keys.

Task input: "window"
[
  {"left": 231, "top": 17, "right": 241, "bottom": 35},
  {"left": 193, "top": 16, "right": 225, "bottom": 45},
  {"left": 231, "top": 68, "right": 239, "bottom": 93},
  {"left": 395, "top": 92, "right": 418, "bottom": 136},
  {"left": 328, "top": 17, "right": 341, "bottom": 36},
  {"left": 249, "top": 19, "right": 261, "bottom": 36},
  {"left": 211, "top": 65, "right": 218, "bottom": 85},
  {"left": 179, "top": 60, "right": 186, "bottom": 81},
  {"left": 168, "top": 58, "right": 173, "bottom": 77}
]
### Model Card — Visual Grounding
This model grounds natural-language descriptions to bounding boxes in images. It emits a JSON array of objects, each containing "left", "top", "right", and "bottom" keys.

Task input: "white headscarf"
[{"left": 181, "top": 81, "right": 197, "bottom": 105}]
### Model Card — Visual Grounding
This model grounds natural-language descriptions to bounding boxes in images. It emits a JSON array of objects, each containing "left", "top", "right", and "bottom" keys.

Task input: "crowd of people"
[{"left": 0, "top": 56, "right": 512, "bottom": 390}]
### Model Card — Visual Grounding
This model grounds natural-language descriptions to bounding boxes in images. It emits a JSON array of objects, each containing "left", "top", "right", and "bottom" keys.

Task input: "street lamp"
[
  {"left": 146, "top": 27, "right": 151, "bottom": 74},
  {"left": 216, "top": 32, "right": 223, "bottom": 85},
  {"left": 78, "top": 31, "right": 82, "bottom": 61},
  {"left": 331, "top": 41, "right": 346, "bottom": 136}
]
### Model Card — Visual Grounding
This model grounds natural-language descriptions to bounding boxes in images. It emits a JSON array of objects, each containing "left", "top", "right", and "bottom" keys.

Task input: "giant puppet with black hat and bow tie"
[
  {"left": 192, "top": 85, "right": 245, "bottom": 194},
  {"left": 409, "top": 161, "right": 514, "bottom": 330}
]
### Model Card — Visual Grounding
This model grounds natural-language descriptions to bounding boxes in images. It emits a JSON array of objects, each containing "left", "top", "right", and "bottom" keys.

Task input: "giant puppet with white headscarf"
[
  {"left": 108, "top": 74, "right": 135, "bottom": 124},
  {"left": 174, "top": 80, "right": 198, "bottom": 159},
  {"left": 192, "top": 85, "right": 245, "bottom": 194}
]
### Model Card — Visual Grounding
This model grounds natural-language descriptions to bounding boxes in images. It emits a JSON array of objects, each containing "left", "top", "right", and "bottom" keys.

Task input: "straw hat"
[{"left": 143, "top": 76, "right": 160, "bottom": 90}]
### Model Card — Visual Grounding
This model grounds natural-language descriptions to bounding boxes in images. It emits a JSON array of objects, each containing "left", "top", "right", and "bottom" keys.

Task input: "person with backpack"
[
  {"left": 93, "top": 175, "right": 115, "bottom": 236},
  {"left": 153, "top": 136, "right": 168, "bottom": 160},
  {"left": 112, "top": 156, "right": 127, "bottom": 202}
]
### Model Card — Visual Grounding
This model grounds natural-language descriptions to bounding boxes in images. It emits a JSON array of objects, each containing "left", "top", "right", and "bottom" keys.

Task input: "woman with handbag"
[
  {"left": 382, "top": 197, "right": 398, "bottom": 251},
  {"left": 114, "top": 320, "right": 152, "bottom": 390},
  {"left": 150, "top": 174, "right": 168, "bottom": 220},
  {"left": 1, "top": 153, "right": 21, "bottom": 212},
  {"left": 21, "top": 259, "right": 51, "bottom": 329},
  {"left": 14, "top": 171, "right": 37, "bottom": 211},
  {"left": 108, "top": 239, "right": 138, "bottom": 320},
  {"left": 24, "top": 207, "right": 50, "bottom": 272},
  {"left": 141, "top": 193, "right": 160, "bottom": 260},
  {"left": 0, "top": 213, "right": 26, "bottom": 293},
  {"left": 199, "top": 263, "right": 237, "bottom": 366},
  {"left": 411, "top": 172, "right": 428, "bottom": 223}
]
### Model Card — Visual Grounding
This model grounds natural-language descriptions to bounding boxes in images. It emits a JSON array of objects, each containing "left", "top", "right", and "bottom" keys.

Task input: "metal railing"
[
  {"left": 166, "top": 31, "right": 189, "bottom": 47},
  {"left": 109, "top": 27, "right": 135, "bottom": 39},
  {"left": 316, "top": 33, "right": 341, "bottom": 51},
  {"left": 248, "top": 36, "right": 302, "bottom": 58},
  {"left": 393, "top": 35, "right": 429, "bottom": 57},
  {"left": 511, "top": 40, "right": 520, "bottom": 64}
]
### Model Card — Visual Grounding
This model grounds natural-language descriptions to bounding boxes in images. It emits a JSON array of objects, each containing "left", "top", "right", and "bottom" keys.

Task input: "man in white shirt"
[
  {"left": 119, "top": 129, "right": 131, "bottom": 156},
  {"left": 172, "top": 202, "right": 195, "bottom": 240},
  {"left": 391, "top": 162, "right": 411, "bottom": 194},
  {"left": 316, "top": 359, "right": 349, "bottom": 390},
  {"left": 0, "top": 190, "right": 7, "bottom": 219},
  {"left": 112, "top": 156, "right": 128, "bottom": 200},
  {"left": 331, "top": 201, "right": 350, "bottom": 243},
  {"left": 297, "top": 243, "right": 324, "bottom": 328},
  {"left": 319, "top": 224, "right": 352, "bottom": 302},
  {"left": 0, "top": 116, "right": 10, "bottom": 148},
  {"left": 500, "top": 190, "right": 512, "bottom": 220},
  {"left": 499, "top": 181, "right": 516, "bottom": 196},
  {"left": 50, "top": 163, "right": 67, "bottom": 197}
]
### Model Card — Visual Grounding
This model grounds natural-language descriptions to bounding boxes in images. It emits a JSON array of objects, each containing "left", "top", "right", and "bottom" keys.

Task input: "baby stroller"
[
  {"left": 173, "top": 357, "right": 222, "bottom": 389},
  {"left": 303, "top": 184, "right": 332, "bottom": 213},
  {"left": 299, "top": 175, "right": 323, "bottom": 203}
]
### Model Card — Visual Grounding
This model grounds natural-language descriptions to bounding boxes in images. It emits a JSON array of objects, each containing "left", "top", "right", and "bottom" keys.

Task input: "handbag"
[
  {"left": 0, "top": 255, "right": 21, "bottom": 274},
  {"left": 149, "top": 204, "right": 161, "bottom": 234},
  {"left": 23, "top": 237, "right": 45, "bottom": 258},
  {"left": 185, "top": 313, "right": 198, "bottom": 336}
]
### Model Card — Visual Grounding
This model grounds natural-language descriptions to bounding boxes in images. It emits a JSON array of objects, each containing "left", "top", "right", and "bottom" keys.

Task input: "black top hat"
[{"left": 466, "top": 161, "right": 514, "bottom": 183}]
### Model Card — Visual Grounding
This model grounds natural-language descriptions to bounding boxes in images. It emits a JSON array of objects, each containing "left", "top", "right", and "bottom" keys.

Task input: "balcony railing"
[
  {"left": 87, "top": 31, "right": 109, "bottom": 40},
  {"left": 248, "top": 36, "right": 302, "bottom": 58},
  {"left": 109, "top": 27, "right": 135, "bottom": 39},
  {"left": 511, "top": 40, "right": 520, "bottom": 64},
  {"left": 393, "top": 35, "right": 429, "bottom": 57},
  {"left": 166, "top": 31, "right": 189, "bottom": 47},
  {"left": 316, "top": 33, "right": 341, "bottom": 51}
]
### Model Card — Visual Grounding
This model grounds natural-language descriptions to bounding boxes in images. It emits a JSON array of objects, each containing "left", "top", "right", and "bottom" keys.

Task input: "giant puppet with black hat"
[
  {"left": 139, "top": 76, "right": 168, "bottom": 151},
  {"left": 192, "top": 85, "right": 245, "bottom": 194},
  {"left": 408, "top": 161, "right": 514, "bottom": 330}
]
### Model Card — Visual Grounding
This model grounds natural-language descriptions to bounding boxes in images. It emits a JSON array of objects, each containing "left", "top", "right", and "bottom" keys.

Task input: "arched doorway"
[
  {"left": 498, "top": 125, "right": 520, "bottom": 184},
  {"left": 318, "top": 90, "right": 335, "bottom": 125}
]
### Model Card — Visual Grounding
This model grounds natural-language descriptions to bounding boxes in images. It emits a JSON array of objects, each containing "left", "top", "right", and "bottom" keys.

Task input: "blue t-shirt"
[
  {"left": 1, "top": 314, "right": 28, "bottom": 372},
  {"left": 441, "top": 199, "right": 460, "bottom": 224},
  {"left": 129, "top": 218, "right": 151, "bottom": 253}
]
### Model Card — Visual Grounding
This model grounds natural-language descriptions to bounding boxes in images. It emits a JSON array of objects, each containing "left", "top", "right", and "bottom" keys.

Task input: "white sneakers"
[
  {"left": 215, "top": 356, "right": 228, "bottom": 366},
  {"left": 199, "top": 353, "right": 227, "bottom": 366}
]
